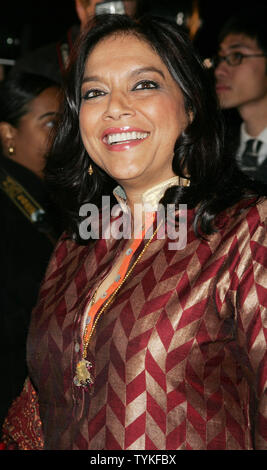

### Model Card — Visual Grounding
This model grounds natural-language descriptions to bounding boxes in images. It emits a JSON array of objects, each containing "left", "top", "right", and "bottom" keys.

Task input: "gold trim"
[
  {"left": 83, "top": 221, "right": 162, "bottom": 356},
  {"left": 74, "top": 221, "right": 162, "bottom": 387}
]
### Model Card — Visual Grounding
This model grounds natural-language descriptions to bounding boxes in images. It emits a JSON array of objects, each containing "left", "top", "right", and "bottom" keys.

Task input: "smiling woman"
[
  {"left": 2, "top": 14, "right": 267, "bottom": 451},
  {"left": 79, "top": 34, "right": 188, "bottom": 193}
]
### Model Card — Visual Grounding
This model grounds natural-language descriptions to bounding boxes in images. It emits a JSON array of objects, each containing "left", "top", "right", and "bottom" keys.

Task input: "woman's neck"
[
  {"left": 114, "top": 176, "right": 181, "bottom": 235},
  {"left": 121, "top": 176, "right": 180, "bottom": 212}
]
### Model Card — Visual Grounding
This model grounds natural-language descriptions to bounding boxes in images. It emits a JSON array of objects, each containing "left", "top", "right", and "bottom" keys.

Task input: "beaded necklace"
[{"left": 74, "top": 220, "right": 161, "bottom": 388}]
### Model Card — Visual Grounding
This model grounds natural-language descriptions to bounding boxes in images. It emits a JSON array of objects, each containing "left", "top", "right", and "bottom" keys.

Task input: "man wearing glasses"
[{"left": 214, "top": 8, "right": 267, "bottom": 183}]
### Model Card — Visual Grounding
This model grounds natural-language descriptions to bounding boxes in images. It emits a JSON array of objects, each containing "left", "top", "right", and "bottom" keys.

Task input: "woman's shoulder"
[
  {"left": 255, "top": 197, "right": 267, "bottom": 225},
  {"left": 236, "top": 196, "right": 267, "bottom": 227},
  {"left": 43, "top": 232, "right": 90, "bottom": 279},
  {"left": 218, "top": 196, "right": 267, "bottom": 239}
]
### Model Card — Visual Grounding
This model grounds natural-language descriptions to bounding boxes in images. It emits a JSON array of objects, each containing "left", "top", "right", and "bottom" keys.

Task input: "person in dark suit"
[{"left": 214, "top": 7, "right": 267, "bottom": 183}]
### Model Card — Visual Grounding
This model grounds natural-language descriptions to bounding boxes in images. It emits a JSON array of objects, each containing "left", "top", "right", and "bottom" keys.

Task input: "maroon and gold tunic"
[{"left": 3, "top": 197, "right": 267, "bottom": 450}]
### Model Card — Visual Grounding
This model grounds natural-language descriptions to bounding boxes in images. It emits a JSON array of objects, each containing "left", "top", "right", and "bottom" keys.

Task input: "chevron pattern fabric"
[{"left": 4, "top": 199, "right": 266, "bottom": 450}]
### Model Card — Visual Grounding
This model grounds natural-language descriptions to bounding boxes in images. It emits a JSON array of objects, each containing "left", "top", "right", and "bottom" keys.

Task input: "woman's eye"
[
  {"left": 45, "top": 120, "right": 56, "bottom": 128},
  {"left": 133, "top": 80, "right": 159, "bottom": 90},
  {"left": 82, "top": 89, "right": 105, "bottom": 100}
]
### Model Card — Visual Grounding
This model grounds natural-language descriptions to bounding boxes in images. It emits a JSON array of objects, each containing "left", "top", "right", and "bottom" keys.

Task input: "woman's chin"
[{"left": 106, "top": 166, "right": 145, "bottom": 185}]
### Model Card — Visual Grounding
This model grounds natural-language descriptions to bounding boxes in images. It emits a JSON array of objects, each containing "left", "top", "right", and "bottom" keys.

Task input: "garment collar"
[
  {"left": 113, "top": 176, "right": 183, "bottom": 214},
  {"left": 240, "top": 122, "right": 267, "bottom": 145}
]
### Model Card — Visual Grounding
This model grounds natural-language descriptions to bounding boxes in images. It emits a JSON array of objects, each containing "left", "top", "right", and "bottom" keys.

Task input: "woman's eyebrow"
[
  {"left": 38, "top": 111, "right": 61, "bottom": 120},
  {"left": 82, "top": 75, "right": 102, "bottom": 85},
  {"left": 130, "top": 66, "right": 165, "bottom": 79},
  {"left": 81, "top": 66, "right": 166, "bottom": 85}
]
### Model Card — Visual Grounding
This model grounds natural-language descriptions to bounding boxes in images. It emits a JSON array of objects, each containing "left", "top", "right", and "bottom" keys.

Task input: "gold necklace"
[{"left": 74, "top": 222, "right": 162, "bottom": 388}]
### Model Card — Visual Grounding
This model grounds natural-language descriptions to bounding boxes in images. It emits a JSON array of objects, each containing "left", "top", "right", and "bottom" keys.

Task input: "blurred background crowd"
[{"left": 0, "top": 0, "right": 265, "bottom": 78}]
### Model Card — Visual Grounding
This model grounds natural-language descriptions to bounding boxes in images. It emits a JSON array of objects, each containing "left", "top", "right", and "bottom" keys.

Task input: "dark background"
[{"left": 0, "top": 0, "right": 267, "bottom": 63}]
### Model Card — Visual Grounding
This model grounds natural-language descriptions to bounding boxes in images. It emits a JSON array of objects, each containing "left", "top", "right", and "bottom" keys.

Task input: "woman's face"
[
  {"left": 11, "top": 86, "right": 61, "bottom": 178},
  {"left": 79, "top": 34, "right": 189, "bottom": 192}
]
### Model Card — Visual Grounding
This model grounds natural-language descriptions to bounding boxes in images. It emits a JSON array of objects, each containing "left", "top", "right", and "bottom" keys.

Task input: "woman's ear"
[
  {"left": 188, "top": 110, "right": 194, "bottom": 124},
  {"left": 0, "top": 122, "right": 17, "bottom": 158}
]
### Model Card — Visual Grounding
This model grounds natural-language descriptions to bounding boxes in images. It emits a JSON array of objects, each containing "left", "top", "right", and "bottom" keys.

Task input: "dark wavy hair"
[
  {"left": 45, "top": 14, "right": 266, "bottom": 243},
  {"left": 0, "top": 72, "right": 59, "bottom": 155},
  {"left": 0, "top": 73, "right": 58, "bottom": 126}
]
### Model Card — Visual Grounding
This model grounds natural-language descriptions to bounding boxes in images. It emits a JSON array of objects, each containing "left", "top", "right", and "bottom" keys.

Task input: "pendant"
[{"left": 74, "top": 359, "right": 93, "bottom": 387}]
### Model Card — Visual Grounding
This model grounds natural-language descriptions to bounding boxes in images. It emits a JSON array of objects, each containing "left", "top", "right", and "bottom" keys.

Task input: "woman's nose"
[{"left": 103, "top": 91, "right": 135, "bottom": 120}]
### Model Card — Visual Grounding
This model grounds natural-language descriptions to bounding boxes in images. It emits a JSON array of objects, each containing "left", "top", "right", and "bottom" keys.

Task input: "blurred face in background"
[
  {"left": 75, "top": 0, "right": 137, "bottom": 29},
  {"left": 3, "top": 86, "right": 61, "bottom": 178},
  {"left": 122, "top": 0, "right": 137, "bottom": 17},
  {"left": 215, "top": 33, "right": 267, "bottom": 113}
]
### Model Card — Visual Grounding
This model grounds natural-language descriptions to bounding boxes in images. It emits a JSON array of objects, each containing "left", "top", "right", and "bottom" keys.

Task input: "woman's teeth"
[{"left": 106, "top": 131, "right": 149, "bottom": 145}]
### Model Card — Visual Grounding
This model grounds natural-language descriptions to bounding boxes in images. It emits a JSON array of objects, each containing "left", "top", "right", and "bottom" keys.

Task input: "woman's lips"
[
  {"left": 215, "top": 84, "right": 231, "bottom": 93},
  {"left": 102, "top": 127, "right": 150, "bottom": 151}
]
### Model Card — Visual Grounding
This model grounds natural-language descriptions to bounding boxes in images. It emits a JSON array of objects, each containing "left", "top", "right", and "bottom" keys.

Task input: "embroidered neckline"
[{"left": 113, "top": 175, "right": 190, "bottom": 213}]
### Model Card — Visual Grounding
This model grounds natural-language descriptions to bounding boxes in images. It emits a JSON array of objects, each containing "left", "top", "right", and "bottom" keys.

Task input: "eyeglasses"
[{"left": 212, "top": 51, "right": 267, "bottom": 67}]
